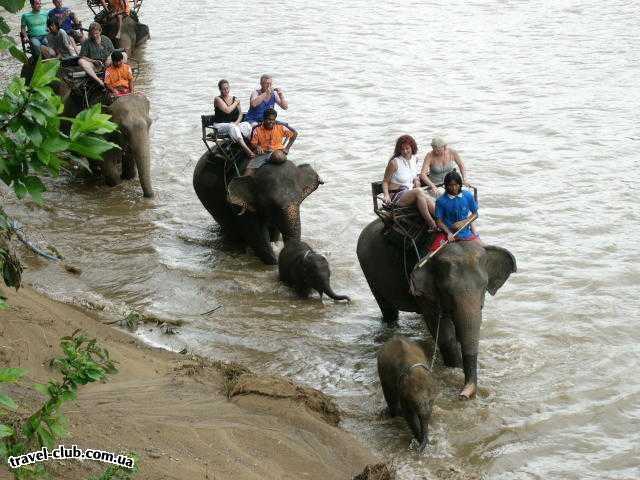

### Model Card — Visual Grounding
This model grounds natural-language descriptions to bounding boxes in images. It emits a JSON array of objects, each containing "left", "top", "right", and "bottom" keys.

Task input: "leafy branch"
[{"left": 0, "top": 331, "right": 120, "bottom": 479}]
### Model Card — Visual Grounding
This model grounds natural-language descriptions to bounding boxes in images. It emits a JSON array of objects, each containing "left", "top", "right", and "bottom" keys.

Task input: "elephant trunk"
[
  {"left": 451, "top": 292, "right": 483, "bottom": 394},
  {"left": 275, "top": 203, "right": 301, "bottom": 241},
  {"left": 129, "top": 122, "right": 153, "bottom": 198},
  {"left": 321, "top": 282, "right": 350, "bottom": 302}
]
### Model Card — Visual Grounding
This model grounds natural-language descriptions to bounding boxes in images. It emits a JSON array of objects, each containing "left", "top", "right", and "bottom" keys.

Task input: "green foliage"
[
  {"left": 0, "top": 58, "right": 119, "bottom": 201},
  {"left": 0, "top": 331, "right": 120, "bottom": 479},
  {"left": 0, "top": 0, "right": 119, "bottom": 307}
]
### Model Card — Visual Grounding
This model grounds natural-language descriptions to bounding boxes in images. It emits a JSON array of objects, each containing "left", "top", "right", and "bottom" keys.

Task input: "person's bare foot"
[{"left": 459, "top": 383, "right": 477, "bottom": 400}]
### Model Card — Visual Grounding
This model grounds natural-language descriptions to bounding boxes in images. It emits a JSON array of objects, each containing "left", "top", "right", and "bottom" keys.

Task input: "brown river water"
[{"left": 2, "top": 0, "right": 640, "bottom": 478}]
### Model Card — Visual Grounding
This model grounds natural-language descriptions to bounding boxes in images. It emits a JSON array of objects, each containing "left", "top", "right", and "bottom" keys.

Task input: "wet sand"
[{"left": 0, "top": 286, "right": 382, "bottom": 479}]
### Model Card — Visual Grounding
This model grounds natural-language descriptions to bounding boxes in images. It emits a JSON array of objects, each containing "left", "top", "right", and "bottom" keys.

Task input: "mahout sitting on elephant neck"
[
  {"left": 278, "top": 239, "right": 350, "bottom": 301},
  {"left": 377, "top": 336, "right": 438, "bottom": 451}
]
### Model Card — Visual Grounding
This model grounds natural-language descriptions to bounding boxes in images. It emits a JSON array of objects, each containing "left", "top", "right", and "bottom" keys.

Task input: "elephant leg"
[
  {"left": 295, "top": 285, "right": 311, "bottom": 298},
  {"left": 370, "top": 284, "right": 399, "bottom": 327},
  {"left": 403, "top": 411, "right": 422, "bottom": 444},
  {"left": 102, "top": 149, "right": 123, "bottom": 187},
  {"left": 243, "top": 220, "right": 277, "bottom": 265},
  {"left": 269, "top": 226, "right": 281, "bottom": 243},
  {"left": 381, "top": 382, "right": 400, "bottom": 417},
  {"left": 460, "top": 354, "right": 478, "bottom": 400},
  {"left": 436, "top": 313, "right": 463, "bottom": 368},
  {"left": 121, "top": 154, "right": 137, "bottom": 180}
]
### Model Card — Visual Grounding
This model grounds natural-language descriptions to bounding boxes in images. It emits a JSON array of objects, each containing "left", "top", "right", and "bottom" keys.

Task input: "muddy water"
[{"left": 3, "top": 0, "right": 640, "bottom": 478}]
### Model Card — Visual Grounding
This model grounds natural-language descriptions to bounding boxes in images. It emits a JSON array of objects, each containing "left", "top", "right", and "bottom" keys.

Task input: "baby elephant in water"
[
  {"left": 278, "top": 239, "right": 350, "bottom": 301},
  {"left": 377, "top": 336, "right": 438, "bottom": 451}
]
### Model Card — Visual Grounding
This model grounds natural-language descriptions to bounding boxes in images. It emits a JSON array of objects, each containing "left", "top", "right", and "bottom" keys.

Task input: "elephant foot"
[{"left": 458, "top": 383, "right": 477, "bottom": 400}]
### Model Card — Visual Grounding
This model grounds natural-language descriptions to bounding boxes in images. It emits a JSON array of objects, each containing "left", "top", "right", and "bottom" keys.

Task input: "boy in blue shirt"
[{"left": 430, "top": 170, "right": 481, "bottom": 251}]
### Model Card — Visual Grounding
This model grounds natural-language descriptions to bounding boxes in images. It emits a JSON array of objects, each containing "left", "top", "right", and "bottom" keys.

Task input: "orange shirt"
[
  {"left": 104, "top": 63, "right": 133, "bottom": 91},
  {"left": 109, "top": 0, "right": 131, "bottom": 15},
  {"left": 250, "top": 124, "right": 294, "bottom": 151}
]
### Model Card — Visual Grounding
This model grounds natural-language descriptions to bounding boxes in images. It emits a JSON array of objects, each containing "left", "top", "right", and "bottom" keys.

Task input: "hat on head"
[{"left": 431, "top": 136, "right": 446, "bottom": 148}]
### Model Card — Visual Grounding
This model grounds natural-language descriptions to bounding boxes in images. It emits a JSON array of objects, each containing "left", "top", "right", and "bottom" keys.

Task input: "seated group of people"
[
  {"left": 78, "top": 22, "right": 133, "bottom": 96},
  {"left": 211, "top": 74, "right": 297, "bottom": 176},
  {"left": 21, "top": 0, "right": 134, "bottom": 97},
  {"left": 20, "top": 0, "right": 136, "bottom": 56},
  {"left": 20, "top": 0, "right": 84, "bottom": 57},
  {"left": 382, "top": 135, "right": 481, "bottom": 249}
]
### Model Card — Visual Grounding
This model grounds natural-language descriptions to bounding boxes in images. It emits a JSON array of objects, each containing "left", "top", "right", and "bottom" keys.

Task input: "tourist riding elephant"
[
  {"left": 357, "top": 218, "right": 516, "bottom": 399},
  {"left": 97, "top": 12, "right": 149, "bottom": 57},
  {"left": 193, "top": 152, "right": 322, "bottom": 265}
]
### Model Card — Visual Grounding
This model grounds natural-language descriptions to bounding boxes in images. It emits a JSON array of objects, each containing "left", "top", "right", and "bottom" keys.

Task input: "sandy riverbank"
[{"left": 0, "top": 286, "right": 390, "bottom": 480}]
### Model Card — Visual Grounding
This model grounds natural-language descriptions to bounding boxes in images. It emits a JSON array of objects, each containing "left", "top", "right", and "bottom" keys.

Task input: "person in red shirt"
[
  {"left": 246, "top": 108, "right": 297, "bottom": 176},
  {"left": 104, "top": 50, "right": 133, "bottom": 96}
]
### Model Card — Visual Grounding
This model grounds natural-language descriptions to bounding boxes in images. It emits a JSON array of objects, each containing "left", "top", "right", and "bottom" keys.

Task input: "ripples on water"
[{"left": 3, "top": 0, "right": 640, "bottom": 478}]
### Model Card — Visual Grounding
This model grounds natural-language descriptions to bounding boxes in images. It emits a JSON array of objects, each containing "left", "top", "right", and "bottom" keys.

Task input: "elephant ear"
[
  {"left": 297, "top": 164, "right": 322, "bottom": 202},
  {"left": 484, "top": 245, "right": 517, "bottom": 296},
  {"left": 409, "top": 263, "right": 439, "bottom": 308},
  {"left": 227, "top": 176, "right": 257, "bottom": 214}
]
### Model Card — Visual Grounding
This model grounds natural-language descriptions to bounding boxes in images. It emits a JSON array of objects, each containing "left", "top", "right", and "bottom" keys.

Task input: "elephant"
[
  {"left": 97, "top": 12, "right": 150, "bottom": 57},
  {"left": 63, "top": 90, "right": 153, "bottom": 198},
  {"left": 278, "top": 239, "right": 351, "bottom": 301},
  {"left": 377, "top": 335, "right": 438, "bottom": 451},
  {"left": 193, "top": 151, "right": 322, "bottom": 264},
  {"left": 357, "top": 218, "right": 516, "bottom": 399}
]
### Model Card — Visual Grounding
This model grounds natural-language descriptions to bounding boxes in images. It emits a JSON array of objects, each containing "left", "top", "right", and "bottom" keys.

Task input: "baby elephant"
[
  {"left": 377, "top": 336, "right": 438, "bottom": 451},
  {"left": 278, "top": 239, "right": 350, "bottom": 301}
]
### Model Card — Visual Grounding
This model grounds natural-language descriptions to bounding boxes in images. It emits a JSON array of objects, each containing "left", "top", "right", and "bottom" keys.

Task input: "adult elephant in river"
[
  {"left": 357, "top": 218, "right": 516, "bottom": 399},
  {"left": 64, "top": 91, "right": 153, "bottom": 198},
  {"left": 193, "top": 151, "right": 322, "bottom": 265}
]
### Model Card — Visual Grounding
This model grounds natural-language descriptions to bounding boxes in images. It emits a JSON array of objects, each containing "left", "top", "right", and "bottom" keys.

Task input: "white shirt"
[{"left": 390, "top": 154, "right": 419, "bottom": 189}]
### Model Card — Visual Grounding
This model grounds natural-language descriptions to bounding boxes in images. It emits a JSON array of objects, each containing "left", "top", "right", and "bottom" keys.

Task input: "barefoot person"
[
  {"left": 246, "top": 108, "right": 297, "bottom": 176},
  {"left": 382, "top": 135, "right": 437, "bottom": 229},
  {"left": 78, "top": 22, "right": 118, "bottom": 87},
  {"left": 430, "top": 170, "right": 482, "bottom": 259},
  {"left": 244, "top": 74, "right": 288, "bottom": 126},
  {"left": 213, "top": 80, "right": 254, "bottom": 159},
  {"left": 104, "top": 50, "right": 133, "bottom": 96}
]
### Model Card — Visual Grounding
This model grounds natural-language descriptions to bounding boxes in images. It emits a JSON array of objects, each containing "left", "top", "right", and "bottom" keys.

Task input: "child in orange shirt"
[{"left": 104, "top": 50, "right": 133, "bottom": 96}]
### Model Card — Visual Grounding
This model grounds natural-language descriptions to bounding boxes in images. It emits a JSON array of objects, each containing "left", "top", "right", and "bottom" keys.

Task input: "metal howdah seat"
[{"left": 201, "top": 115, "right": 242, "bottom": 177}]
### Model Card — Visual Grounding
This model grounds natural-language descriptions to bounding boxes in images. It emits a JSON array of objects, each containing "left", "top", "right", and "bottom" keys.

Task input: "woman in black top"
[{"left": 213, "top": 79, "right": 255, "bottom": 158}]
